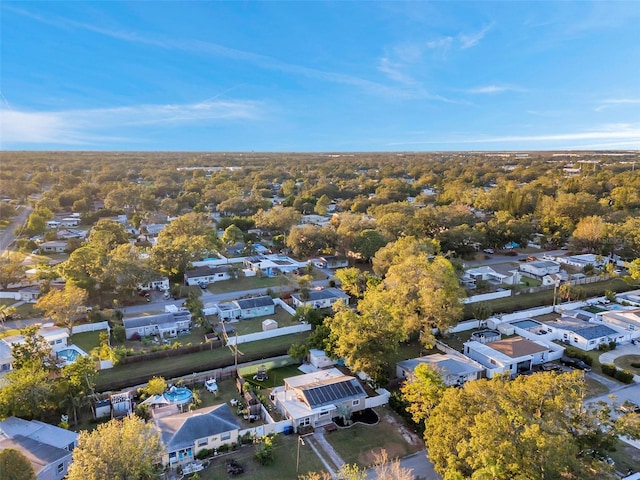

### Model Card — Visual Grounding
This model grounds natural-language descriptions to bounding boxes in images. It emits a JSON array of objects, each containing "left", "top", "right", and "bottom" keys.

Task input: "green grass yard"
[
  {"left": 219, "top": 309, "right": 296, "bottom": 336},
  {"left": 207, "top": 275, "right": 292, "bottom": 294},
  {"left": 613, "top": 354, "right": 640, "bottom": 375},
  {"left": 95, "top": 332, "right": 310, "bottom": 391}
]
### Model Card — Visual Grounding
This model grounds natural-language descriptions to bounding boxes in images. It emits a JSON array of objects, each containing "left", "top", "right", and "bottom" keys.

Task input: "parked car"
[
  {"left": 560, "top": 356, "right": 591, "bottom": 372},
  {"left": 619, "top": 400, "right": 640, "bottom": 414},
  {"left": 541, "top": 363, "right": 561, "bottom": 372},
  {"left": 483, "top": 248, "right": 494, "bottom": 254},
  {"left": 138, "top": 290, "right": 150, "bottom": 297}
]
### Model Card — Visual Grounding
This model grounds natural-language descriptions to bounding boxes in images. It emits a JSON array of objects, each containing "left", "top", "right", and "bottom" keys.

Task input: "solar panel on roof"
[{"left": 302, "top": 380, "right": 365, "bottom": 408}]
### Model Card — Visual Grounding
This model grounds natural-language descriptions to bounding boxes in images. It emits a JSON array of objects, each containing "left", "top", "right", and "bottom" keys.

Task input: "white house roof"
[
  {"left": 0, "top": 417, "right": 78, "bottom": 451},
  {"left": 601, "top": 308, "right": 640, "bottom": 328},
  {"left": 527, "top": 260, "right": 559, "bottom": 269},
  {"left": 397, "top": 354, "right": 483, "bottom": 377}
]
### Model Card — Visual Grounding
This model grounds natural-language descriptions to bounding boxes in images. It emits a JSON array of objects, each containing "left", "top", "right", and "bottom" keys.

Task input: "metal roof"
[
  {"left": 235, "top": 296, "right": 274, "bottom": 309},
  {"left": 573, "top": 325, "right": 618, "bottom": 340}
]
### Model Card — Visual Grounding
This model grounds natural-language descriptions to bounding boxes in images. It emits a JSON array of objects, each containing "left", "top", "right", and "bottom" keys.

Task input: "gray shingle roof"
[
  {"left": 184, "top": 265, "right": 231, "bottom": 280},
  {"left": 236, "top": 296, "right": 274, "bottom": 309},
  {"left": 154, "top": 404, "right": 240, "bottom": 452},
  {"left": 0, "top": 436, "right": 71, "bottom": 475},
  {"left": 573, "top": 325, "right": 618, "bottom": 340},
  {"left": 123, "top": 311, "right": 191, "bottom": 329}
]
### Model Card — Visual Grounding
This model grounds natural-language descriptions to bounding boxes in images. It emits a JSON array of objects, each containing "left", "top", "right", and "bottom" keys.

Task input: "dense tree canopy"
[{"left": 68, "top": 415, "right": 164, "bottom": 480}]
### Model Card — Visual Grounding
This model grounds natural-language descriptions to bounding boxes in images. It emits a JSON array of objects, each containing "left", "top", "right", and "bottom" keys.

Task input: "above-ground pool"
[
  {"left": 511, "top": 319, "right": 542, "bottom": 330},
  {"left": 56, "top": 345, "right": 87, "bottom": 365},
  {"left": 164, "top": 387, "right": 193, "bottom": 406}
]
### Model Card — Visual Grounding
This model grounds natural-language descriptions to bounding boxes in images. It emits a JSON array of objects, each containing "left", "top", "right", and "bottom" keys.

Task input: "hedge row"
[
  {"left": 601, "top": 363, "right": 635, "bottom": 384},
  {"left": 563, "top": 347, "right": 594, "bottom": 366}
]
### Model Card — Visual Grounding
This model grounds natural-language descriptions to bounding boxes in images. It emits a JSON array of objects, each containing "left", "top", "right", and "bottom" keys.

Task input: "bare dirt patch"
[{"left": 380, "top": 410, "right": 423, "bottom": 446}]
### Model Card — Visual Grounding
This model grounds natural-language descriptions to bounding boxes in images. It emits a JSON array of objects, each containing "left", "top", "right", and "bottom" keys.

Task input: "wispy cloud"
[
  {"left": 459, "top": 23, "right": 495, "bottom": 49},
  {"left": 465, "top": 84, "right": 525, "bottom": 94},
  {"left": 386, "top": 123, "right": 640, "bottom": 148},
  {"left": 0, "top": 99, "right": 263, "bottom": 146},
  {"left": 7, "top": 5, "right": 431, "bottom": 101},
  {"left": 595, "top": 98, "right": 640, "bottom": 112}
]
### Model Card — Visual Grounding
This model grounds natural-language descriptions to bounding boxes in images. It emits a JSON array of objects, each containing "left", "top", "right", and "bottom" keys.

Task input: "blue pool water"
[
  {"left": 164, "top": 387, "right": 193, "bottom": 405},
  {"left": 56, "top": 346, "right": 86, "bottom": 364},
  {"left": 511, "top": 319, "right": 541, "bottom": 329}
]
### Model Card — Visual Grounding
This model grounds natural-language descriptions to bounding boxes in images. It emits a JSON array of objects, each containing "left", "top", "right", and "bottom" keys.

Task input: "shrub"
[
  {"left": 112, "top": 324, "right": 125, "bottom": 342},
  {"left": 630, "top": 362, "right": 640, "bottom": 368},
  {"left": 615, "top": 369, "right": 634, "bottom": 384},
  {"left": 130, "top": 332, "right": 141, "bottom": 341},
  {"left": 601, "top": 363, "right": 617, "bottom": 377},
  {"left": 254, "top": 436, "right": 275, "bottom": 465},
  {"left": 196, "top": 448, "right": 212, "bottom": 460},
  {"left": 564, "top": 347, "right": 593, "bottom": 366}
]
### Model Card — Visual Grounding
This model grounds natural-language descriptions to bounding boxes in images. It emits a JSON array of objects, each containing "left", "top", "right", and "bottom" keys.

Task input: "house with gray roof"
[
  {"left": 123, "top": 310, "right": 192, "bottom": 339},
  {"left": 272, "top": 368, "right": 369, "bottom": 432},
  {"left": 153, "top": 404, "right": 240, "bottom": 466},
  {"left": 396, "top": 353, "right": 484, "bottom": 386},
  {"left": 235, "top": 296, "right": 275, "bottom": 318},
  {"left": 0, "top": 417, "right": 78, "bottom": 480},
  {"left": 519, "top": 260, "right": 561, "bottom": 278},
  {"left": 184, "top": 266, "right": 232, "bottom": 286},
  {"left": 291, "top": 288, "right": 350, "bottom": 309},
  {"left": 542, "top": 315, "right": 626, "bottom": 350}
]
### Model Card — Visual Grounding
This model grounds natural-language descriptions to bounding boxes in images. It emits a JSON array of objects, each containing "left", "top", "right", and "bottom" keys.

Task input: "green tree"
[
  {"left": 183, "top": 291, "right": 204, "bottom": 325},
  {"left": 334, "top": 267, "right": 369, "bottom": 299},
  {"left": 10, "top": 325, "right": 59, "bottom": 370},
  {"left": 286, "top": 224, "right": 338, "bottom": 258},
  {"left": 0, "top": 363, "right": 54, "bottom": 420},
  {"left": 422, "top": 371, "right": 615, "bottom": 480},
  {"left": 88, "top": 219, "right": 130, "bottom": 253},
  {"left": 35, "top": 282, "right": 88, "bottom": 336},
  {"left": 314, "top": 194, "right": 331, "bottom": 215},
  {"left": 0, "top": 256, "right": 26, "bottom": 289},
  {"left": 0, "top": 304, "right": 17, "bottom": 329},
  {"left": 400, "top": 363, "right": 446, "bottom": 426},
  {"left": 571, "top": 215, "right": 609, "bottom": 253},
  {"left": 144, "top": 377, "right": 167, "bottom": 397},
  {"left": 0, "top": 449, "right": 37, "bottom": 480},
  {"left": 68, "top": 415, "right": 164, "bottom": 480},
  {"left": 327, "top": 303, "right": 403, "bottom": 386},
  {"left": 253, "top": 206, "right": 301, "bottom": 235},
  {"left": 351, "top": 229, "right": 387, "bottom": 263},
  {"left": 58, "top": 355, "right": 98, "bottom": 426},
  {"left": 629, "top": 258, "right": 640, "bottom": 281},
  {"left": 222, "top": 224, "right": 244, "bottom": 246},
  {"left": 372, "top": 236, "right": 439, "bottom": 276}
]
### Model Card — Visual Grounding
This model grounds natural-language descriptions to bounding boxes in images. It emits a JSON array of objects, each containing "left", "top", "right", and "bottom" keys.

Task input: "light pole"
[
  {"left": 296, "top": 435, "right": 306, "bottom": 477},
  {"left": 553, "top": 279, "right": 560, "bottom": 309}
]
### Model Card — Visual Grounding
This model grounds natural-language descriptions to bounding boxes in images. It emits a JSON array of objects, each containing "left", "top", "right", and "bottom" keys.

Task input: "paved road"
[
  {"left": 464, "top": 249, "right": 568, "bottom": 267},
  {"left": 0, "top": 205, "right": 32, "bottom": 255},
  {"left": 367, "top": 450, "right": 440, "bottom": 480}
]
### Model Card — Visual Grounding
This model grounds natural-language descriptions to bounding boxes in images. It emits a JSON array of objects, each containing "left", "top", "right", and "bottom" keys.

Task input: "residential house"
[
  {"left": 541, "top": 271, "right": 569, "bottom": 286},
  {"left": 39, "top": 241, "right": 67, "bottom": 254},
  {"left": 291, "top": 288, "right": 350, "bottom": 309},
  {"left": 556, "top": 254, "right": 610, "bottom": 270},
  {"left": 153, "top": 404, "right": 240, "bottom": 466},
  {"left": 313, "top": 256, "right": 349, "bottom": 269},
  {"left": 463, "top": 265, "right": 521, "bottom": 288},
  {"left": 59, "top": 217, "right": 80, "bottom": 227},
  {"left": 243, "top": 254, "right": 306, "bottom": 276},
  {"left": 138, "top": 277, "right": 170, "bottom": 291},
  {"left": 396, "top": 353, "right": 484, "bottom": 386},
  {"left": 0, "top": 417, "right": 78, "bottom": 480},
  {"left": 1, "top": 325, "right": 69, "bottom": 375},
  {"left": 184, "top": 266, "right": 232, "bottom": 286},
  {"left": 214, "top": 296, "right": 275, "bottom": 321},
  {"left": 273, "top": 368, "right": 368, "bottom": 432},
  {"left": 463, "top": 336, "right": 551, "bottom": 378},
  {"left": 519, "top": 260, "right": 561, "bottom": 278},
  {"left": 235, "top": 296, "right": 275, "bottom": 319},
  {"left": 542, "top": 316, "right": 620, "bottom": 351},
  {"left": 595, "top": 308, "right": 640, "bottom": 341},
  {"left": 46, "top": 220, "right": 61, "bottom": 229},
  {"left": 123, "top": 311, "right": 192, "bottom": 339}
]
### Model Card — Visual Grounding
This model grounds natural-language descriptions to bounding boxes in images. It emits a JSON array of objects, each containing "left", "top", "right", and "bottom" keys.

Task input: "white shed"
[
  {"left": 262, "top": 319, "right": 278, "bottom": 331},
  {"left": 309, "top": 349, "right": 335, "bottom": 369}
]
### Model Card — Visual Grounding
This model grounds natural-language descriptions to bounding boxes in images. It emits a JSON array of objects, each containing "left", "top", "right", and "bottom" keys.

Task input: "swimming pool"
[
  {"left": 511, "top": 319, "right": 542, "bottom": 330},
  {"left": 164, "top": 387, "right": 193, "bottom": 405},
  {"left": 56, "top": 345, "right": 87, "bottom": 365}
]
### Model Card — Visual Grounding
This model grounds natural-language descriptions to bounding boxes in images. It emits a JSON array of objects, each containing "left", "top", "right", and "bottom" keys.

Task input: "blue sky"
[{"left": 1, "top": 1, "right": 639, "bottom": 151}]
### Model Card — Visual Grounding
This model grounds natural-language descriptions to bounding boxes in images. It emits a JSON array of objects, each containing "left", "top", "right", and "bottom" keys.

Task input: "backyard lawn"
[
  {"left": 325, "top": 406, "right": 424, "bottom": 467},
  {"left": 196, "top": 433, "right": 327, "bottom": 479},
  {"left": 207, "top": 275, "right": 292, "bottom": 294},
  {"left": 95, "top": 331, "right": 310, "bottom": 391},
  {"left": 218, "top": 309, "right": 297, "bottom": 336},
  {"left": 71, "top": 331, "right": 102, "bottom": 353}
]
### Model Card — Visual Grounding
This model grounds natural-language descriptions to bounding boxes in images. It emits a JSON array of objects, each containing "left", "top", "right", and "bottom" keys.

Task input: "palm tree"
[{"left": 0, "top": 304, "right": 17, "bottom": 330}]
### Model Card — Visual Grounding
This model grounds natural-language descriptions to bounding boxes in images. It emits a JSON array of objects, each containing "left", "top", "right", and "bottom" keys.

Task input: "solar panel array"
[{"left": 303, "top": 380, "right": 365, "bottom": 408}]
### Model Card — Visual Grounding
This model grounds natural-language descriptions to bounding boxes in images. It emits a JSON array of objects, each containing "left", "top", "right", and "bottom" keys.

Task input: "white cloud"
[
  {"left": 0, "top": 99, "right": 263, "bottom": 146},
  {"left": 595, "top": 98, "right": 640, "bottom": 112},
  {"left": 459, "top": 23, "right": 495, "bottom": 49},
  {"left": 386, "top": 123, "right": 640, "bottom": 148},
  {"left": 466, "top": 85, "right": 525, "bottom": 94}
]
